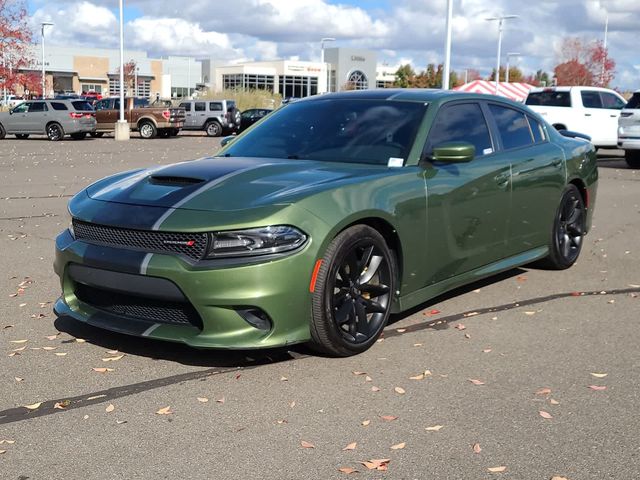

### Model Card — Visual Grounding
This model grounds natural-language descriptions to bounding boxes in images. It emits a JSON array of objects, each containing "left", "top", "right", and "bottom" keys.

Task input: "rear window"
[
  {"left": 625, "top": 93, "right": 640, "bottom": 109},
  {"left": 50, "top": 102, "right": 68, "bottom": 111},
  {"left": 209, "top": 102, "right": 223, "bottom": 111},
  {"left": 525, "top": 91, "right": 571, "bottom": 107},
  {"left": 71, "top": 101, "right": 94, "bottom": 111},
  {"left": 488, "top": 104, "right": 533, "bottom": 150},
  {"left": 194, "top": 102, "right": 206, "bottom": 112},
  {"left": 29, "top": 102, "right": 48, "bottom": 112}
]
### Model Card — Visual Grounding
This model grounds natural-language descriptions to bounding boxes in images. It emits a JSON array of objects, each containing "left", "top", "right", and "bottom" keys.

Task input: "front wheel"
[
  {"left": 310, "top": 225, "right": 395, "bottom": 357},
  {"left": 138, "top": 121, "right": 157, "bottom": 139},
  {"left": 0, "top": 123, "right": 5, "bottom": 140},
  {"left": 539, "top": 184, "right": 586, "bottom": 270},
  {"left": 205, "top": 121, "right": 222, "bottom": 137},
  {"left": 47, "top": 123, "right": 64, "bottom": 141},
  {"left": 625, "top": 150, "right": 640, "bottom": 169}
]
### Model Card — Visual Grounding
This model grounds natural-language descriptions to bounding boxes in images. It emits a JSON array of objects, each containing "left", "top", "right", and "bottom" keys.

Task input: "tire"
[
  {"left": 625, "top": 150, "right": 640, "bottom": 169},
  {"left": 46, "top": 123, "right": 64, "bottom": 141},
  {"left": 205, "top": 121, "right": 222, "bottom": 137},
  {"left": 0, "top": 123, "right": 5, "bottom": 140},
  {"left": 71, "top": 132, "right": 87, "bottom": 140},
  {"left": 158, "top": 129, "right": 171, "bottom": 138},
  {"left": 138, "top": 121, "right": 157, "bottom": 139},
  {"left": 15, "top": 134, "right": 29, "bottom": 139},
  {"left": 539, "top": 184, "right": 586, "bottom": 270},
  {"left": 90, "top": 132, "right": 104, "bottom": 138},
  {"left": 169, "top": 128, "right": 179, "bottom": 137},
  {"left": 309, "top": 225, "right": 396, "bottom": 357}
]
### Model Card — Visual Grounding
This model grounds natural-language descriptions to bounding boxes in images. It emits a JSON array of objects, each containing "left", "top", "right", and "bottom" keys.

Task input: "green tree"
[{"left": 394, "top": 64, "right": 416, "bottom": 88}]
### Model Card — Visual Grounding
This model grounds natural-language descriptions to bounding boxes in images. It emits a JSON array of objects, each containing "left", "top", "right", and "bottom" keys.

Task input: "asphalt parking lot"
[{"left": 0, "top": 136, "right": 638, "bottom": 479}]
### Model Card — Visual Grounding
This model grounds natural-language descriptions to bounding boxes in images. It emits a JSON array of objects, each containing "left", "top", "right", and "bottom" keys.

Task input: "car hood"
[{"left": 86, "top": 156, "right": 390, "bottom": 212}]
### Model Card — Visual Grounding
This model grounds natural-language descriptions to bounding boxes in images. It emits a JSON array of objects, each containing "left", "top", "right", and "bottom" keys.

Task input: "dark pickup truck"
[{"left": 92, "top": 97, "right": 185, "bottom": 138}]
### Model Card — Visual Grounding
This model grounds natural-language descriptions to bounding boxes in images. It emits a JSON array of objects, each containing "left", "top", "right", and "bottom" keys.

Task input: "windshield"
[
  {"left": 626, "top": 93, "right": 640, "bottom": 109},
  {"left": 220, "top": 98, "right": 427, "bottom": 165}
]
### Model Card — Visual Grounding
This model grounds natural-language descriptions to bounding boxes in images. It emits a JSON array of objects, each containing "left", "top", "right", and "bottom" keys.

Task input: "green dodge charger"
[{"left": 54, "top": 89, "right": 598, "bottom": 356}]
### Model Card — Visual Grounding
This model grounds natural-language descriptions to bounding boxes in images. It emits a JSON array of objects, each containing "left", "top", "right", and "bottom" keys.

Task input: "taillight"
[
  {"left": 84, "top": 112, "right": 95, "bottom": 118},
  {"left": 162, "top": 110, "right": 171, "bottom": 120},
  {"left": 69, "top": 112, "right": 83, "bottom": 119}
]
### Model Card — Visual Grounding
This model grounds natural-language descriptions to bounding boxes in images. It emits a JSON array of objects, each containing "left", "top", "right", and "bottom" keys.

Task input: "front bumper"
[
  {"left": 53, "top": 228, "right": 320, "bottom": 349},
  {"left": 617, "top": 137, "right": 640, "bottom": 151}
]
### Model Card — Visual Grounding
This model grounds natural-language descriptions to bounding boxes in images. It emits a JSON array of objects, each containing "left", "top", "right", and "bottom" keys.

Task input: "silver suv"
[
  {"left": 0, "top": 99, "right": 96, "bottom": 141},
  {"left": 618, "top": 90, "right": 640, "bottom": 168},
  {"left": 179, "top": 99, "right": 241, "bottom": 137}
]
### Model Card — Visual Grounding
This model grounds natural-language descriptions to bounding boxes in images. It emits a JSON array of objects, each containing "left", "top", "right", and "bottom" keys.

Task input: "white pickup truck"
[{"left": 525, "top": 86, "right": 627, "bottom": 148}]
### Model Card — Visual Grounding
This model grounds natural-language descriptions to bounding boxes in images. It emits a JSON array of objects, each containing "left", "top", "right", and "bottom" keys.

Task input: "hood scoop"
[{"left": 148, "top": 175, "right": 205, "bottom": 187}]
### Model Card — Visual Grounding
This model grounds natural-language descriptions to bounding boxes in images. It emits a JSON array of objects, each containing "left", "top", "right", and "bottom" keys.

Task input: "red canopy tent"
[{"left": 454, "top": 80, "right": 534, "bottom": 102}]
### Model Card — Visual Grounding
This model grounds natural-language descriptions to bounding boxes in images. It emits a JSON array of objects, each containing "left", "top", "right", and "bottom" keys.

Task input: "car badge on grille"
[{"left": 162, "top": 240, "right": 196, "bottom": 247}]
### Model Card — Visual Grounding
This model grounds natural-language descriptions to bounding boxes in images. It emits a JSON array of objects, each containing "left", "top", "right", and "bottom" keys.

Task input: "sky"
[{"left": 26, "top": 0, "right": 640, "bottom": 90}]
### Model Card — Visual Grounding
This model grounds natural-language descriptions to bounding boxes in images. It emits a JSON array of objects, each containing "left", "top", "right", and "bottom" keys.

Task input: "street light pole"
[
  {"left": 505, "top": 52, "right": 521, "bottom": 83},
  {"left": 134, "top": 66, "right": 138, "bottom": 96},
  {"left": 442, "top": 0, "right": 453, "bottom": 89},
  {"left": 114, "top": 0, "right": 130, "bottom": 140},
  {"left": 486, "top": 15, "right": 518, "bottom": 95},
  {"left": 40, "top": 22, "right": 54, "bottom": 99},
  {"left": 320, "top": 37, "right": 335, "bottom": 93}
]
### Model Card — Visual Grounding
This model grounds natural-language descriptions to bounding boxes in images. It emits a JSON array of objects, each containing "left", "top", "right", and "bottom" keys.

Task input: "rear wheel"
[
  {"left": 169, "top": 128, "right": 180, "bottom": 137},
  {"left": 15, "top": 134, "right": 29, "bottom": 139},
  {"left": 539, "top": 184, "right": 586, "bottom": 270},
  {"left": 139, "top": 121, "right": 157, "bottom": 139},
  {"left": 205, "top": 121, "right": 222, "bottom": 137},
  {"left": 625, "top": 150, "right": 640, "bottom": 169},
  {"left": 46, "top": 123, "right": 64, "bottom": 141},
  {"left": 90, "top": 132, "right": 104, "bottom": 138},
  {"left": 310, "top": 225, "right": 395, "bottom": 357},
  {"left": 71, "top": 132, "right": 87, "bottom": 140},
  {"left": 0, "top": 124, "right": 5, "bottom": 139}
]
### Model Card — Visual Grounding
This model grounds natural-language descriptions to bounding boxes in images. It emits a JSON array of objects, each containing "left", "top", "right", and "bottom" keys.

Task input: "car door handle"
[
  {"left": 610, "top": 114, "right": 617, "bottom": 117},
  {"left": 494, "top": 173, "right": 510, "bottom": 185},
  {"left": 551, "top": 158, "right": 562, "bottom": 167},
  {"left": 584, "top": 113, "right": 592, "bottom": 117}
]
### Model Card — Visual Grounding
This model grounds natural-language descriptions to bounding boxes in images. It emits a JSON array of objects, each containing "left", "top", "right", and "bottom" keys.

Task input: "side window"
[
  {"left": 94, "top": 99, "right": 110, "bottom": 111},
  {"left": 527, "top": 116, "right": 545, "bottom": 143},
  {"left": 13, "top": 103, "right": 29, "bottom": 113},
  {"left": 209, "top": 102, "right": 223, "bottom": 111},
  {"left": 424, "top": 103, "right": 493, "bottom": 158},
  {"left": 600, "top": 92, "right": 625, "bottom": 110},
  {"left": 488, "top": 104, "right": 534, "bottom": 150},
  {"left": 194, "top": 102, "right": 206, "bottom": 112},
  {"left": 114, "top": 99, "right": 120, "bottom": 111},
  {"left": 29, "top": 102, "right": 48, "bottom": 113},
  {"left": 51, "top": 102, "right": 68, "bottom": 111},
  {"left": 179, "top": 102, "right": 191, "bottom": 112},
  {"left": 581, "top": 91, "right": 603, "bottom": 108}
]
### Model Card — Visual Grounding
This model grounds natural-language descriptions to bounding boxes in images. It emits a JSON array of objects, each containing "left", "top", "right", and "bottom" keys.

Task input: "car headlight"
[
  {"left": 68, "top": 212, "right": 75, "bottom": 239},
  {"left": 206, "top": 226, "right": 307, "bottom": 258}
]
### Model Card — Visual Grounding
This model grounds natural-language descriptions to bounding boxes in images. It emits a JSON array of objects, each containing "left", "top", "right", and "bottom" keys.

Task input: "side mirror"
[
  {"left": 431, "top": 142, "right": 475, "bottom": 163},
  {"left": 220, "top": 135, "right": 236, "bottom": 147}
]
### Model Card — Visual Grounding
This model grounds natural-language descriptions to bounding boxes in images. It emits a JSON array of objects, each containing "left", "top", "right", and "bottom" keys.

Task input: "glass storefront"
[
  {"left": 279, "top": 75, "right": 318, "bottom": 98},
  {"left": 223, "top": 74, "right": 275, "bottom": 92}
]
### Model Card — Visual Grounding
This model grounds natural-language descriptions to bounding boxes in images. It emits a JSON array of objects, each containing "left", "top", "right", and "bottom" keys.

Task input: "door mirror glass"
[
  {"left": 432, "top": 142, "right": 475, "bottom": 163},
  {"left": 220, "top": 136, "right": 236, "bottom": 147}
]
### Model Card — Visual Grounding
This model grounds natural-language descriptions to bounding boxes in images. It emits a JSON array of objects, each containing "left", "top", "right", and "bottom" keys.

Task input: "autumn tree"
[
  {"left": 117, "top": 59, "right": 138, "bottom": 95},
  {"left": 394, "top": 64, "right": 416, "bottom": 88},
  {"left": 0, "top": 0, "right": 33, "bottom": 97},
  {"left": 553, "top": 37, "right": 615, "bottom": 87},
  {"left": 524, "top": 70, "right": 552, "bottom": 87}
]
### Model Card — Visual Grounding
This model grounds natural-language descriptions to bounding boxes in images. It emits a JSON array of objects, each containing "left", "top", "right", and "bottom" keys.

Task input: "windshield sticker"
[{"left": 388, "top": 157, "right": 404, "bottom": 168}]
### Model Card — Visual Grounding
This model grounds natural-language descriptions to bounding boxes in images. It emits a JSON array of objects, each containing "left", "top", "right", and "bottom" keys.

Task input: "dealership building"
[{"left": 20, "top": 45, "right": 393, "bottom": 99}]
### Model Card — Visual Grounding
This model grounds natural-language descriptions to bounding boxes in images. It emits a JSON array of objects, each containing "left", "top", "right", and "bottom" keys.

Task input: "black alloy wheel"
[
  {"left": 47, "top": 123, "right": 64, "bottom": 141},
  {"left": 310, "top": 225, "right": 395, "bottom": 356},
  {"left": 0, "top": 123, "right": 5, "bottom": 140},
  {"left": 541, "top": 184, "right": 585, "bottom": 270}
]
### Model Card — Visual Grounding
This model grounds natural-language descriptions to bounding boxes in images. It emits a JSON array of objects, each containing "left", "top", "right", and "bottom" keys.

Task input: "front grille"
[
  {"left": 73, "top": 220, "right": 208, "bottom": 261},
  {"left": 75, "top": 283, "right": 202, "bottom": 328}
]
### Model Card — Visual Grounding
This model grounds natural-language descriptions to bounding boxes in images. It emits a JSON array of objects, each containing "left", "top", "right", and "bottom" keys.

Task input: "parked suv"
[
  {"left": 179, "top": 99, "right": 241, "bottom": 137},
  {"left": 0, "top": 99, "right": 96, "bottom": 141},
  {"left": 618, "top": 90, "right": 640, "bottom": 169}
]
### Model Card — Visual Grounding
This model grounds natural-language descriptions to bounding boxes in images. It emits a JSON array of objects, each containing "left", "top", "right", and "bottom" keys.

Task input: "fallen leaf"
[
  {"left": 409, "top": 374, "right": 425, "bottom": 380},
  {"left": 102, "top": 354, "right": 124, "bottom": 362},
  {"left": 12, "top": 346, "right": 27, "bottom": 352},
  {"left": 551, "top": 477, "right": 569, "bottom": 480},
  {"left": 550, "top": 399, "right": 560, "bottom": 405},
  {"left": 338, "top": 467, "right": 358, "bottom": 474},
  {"left": 54, "top": 352, "right": 68, "bottom": 356},
  {"left": 488, "top": 466, "right": 507, "bottom": 473},
  {"left": 10, "top": 339, "right": 28, "bottom": 344},
  {"left": 361, "top": 420, "right": 370, "bottom": 426},
  {"left": 455, "top": 323, "right": 466, "bottom": 330},
  {"left": 570, "top": 291, "right": 582, "bottom": 296},
  {"left": 19, "top": 303, "right": 27, "bottom": 308},
  {"left": 365, "top": 376, "right": 372, "bottom": 382},
  {"left": 31, "top": 313, "right": 47, "bottom": 319},
  {"left": 289, "top": 401, "right": 295, "bottom": 408},
  {"left": 87, "top": 395, "right": 106, "bottom": 400},
  {"left": 413, "top": 343, "right": 423, "bottom": 347},
  {"left": 42, "top": 346, "right": 57, "bottom": 351},
  {"left": 396, "top": 328, "right": 406, "bottom": 333},
  {"left": 197, "top": 397, "right": 209, "bottom": 403},
  {"left": 0, "top": 450, "right": 5, "bottom": 454},
  {"left": 92, "top": 367, "right": 114, "bottom": 373},
  {"left": 75, "top": 338, "right": 86, "bottom": 343},
  {"left": 156, "top": 406, "right": 173, "bottom": 415},
  {"left": 428, "top": 309, "right": 441, "bottom": 315},
  {"left": 53, "top": 402, "right": 67, "bottom": 410},
  {"left": 14, "top": 377, "right": 23, "bottom": 382},
  {"left": 280, "top": 376, "right": 288, "bottom": 382},
  {"left": 217, "top": 397, "right": 226, "bottom": 404},
  {"left": 352, "top": 371, "right": 367, "bottom": 376},
  {"left": 359, "top": 459, "right": 390, "bottom": 471},
  {"left": 105, "top": 404, "right": 115, "bottom": 413},
  {"left": 394, "top": 387, "right": 406, "bottom": 395},
  {"left": 468, "top": 379, "right": 485, "bottom": 386},
  {"left": 464, "top": 311, "right": 479, "bottom": 317},
  {"left": 524, "top": 311, "right": 537, "bottom": 316},
  {"left": 473, "top": 443, "right": 482, "bottom": 454},
  {"left": 516, "top": 275, "right": 527, "bottom": 282},
  {"left": 371, "top": 386, "right": 380, "bottom": 392},
  {"left": 590, "top": 373, "right": 608, "bottom": 378},
  {"left": 276, "top": 419, "right": 288, "bottom": 424},
  {"left": 45, "top": 334, "right": 59, "bottom": 340},
  {"left": 300, "top": 440, "right": 315, "bottom": 449},
  {"left": 425, "top": 425, "right": 444, "bottom": 431},
  {"left": 105, "top": 349, "right": 118, "bottom": 354},
  {"left": 24, "top": 402, "right": 42, "bottom": 410},
  {"left": 483, "top": 348, "right": 493, "bottom": 353},
  {"left": 0, "top": 440, "right": 15, "bottom": 445},
  {"left": 343, "top": 442, "right": 357, "bottom": 451},
  {"left": 464, "top": 333, "right": 471, "bottom": 339},
  {"left": 116, "top": 420, "right": 127, "bottom": 425},
  {"left": 536, "top": 388, "right": 552, "bottom": 395},
  {"left": 380, "top": 415, "right": 398, "bottom": 422},
  {"left": 539, "top": 410, "right": 553, "bottom": 419},
  {"left": 589, "top": 385, "right": 607, "bottom": 391},
  {"left": 390, "top": 442, "right": 406, "bottom": 450}
]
